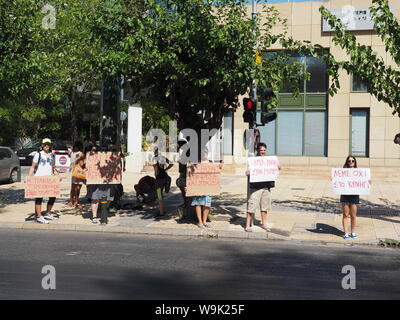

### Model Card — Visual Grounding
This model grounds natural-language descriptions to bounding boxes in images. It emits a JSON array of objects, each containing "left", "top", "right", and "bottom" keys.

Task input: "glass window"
[
  {"left": 222, "top": 111, "right": 233, "bottom": 155},
  {"left": 352, "top": 74, "right": 368, "bottom": 92},
  {"left": 257, "top": 111, "right": 276, "bottom": 155},
  {"left": 351, "top": 110, "right": 369, "bottom": 157},
  {"left": 280, "top": 53, "right": 305, "bottom": 94},
  {"left": 277, "top": 111, "right": 303, "bottom": 155},
  {"left": 304, "top": 111, "right": 326, "bottom": 156},
  {"left": 306, "top": 57, "right": 328, "bottom": 93}
]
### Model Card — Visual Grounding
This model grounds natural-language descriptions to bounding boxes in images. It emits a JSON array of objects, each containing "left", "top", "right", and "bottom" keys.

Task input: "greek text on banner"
[
  {"left": 331, "top": 168, "right": 371, "bottom": 195},
  {"left": 248, "top": 156, "right": 280, "bottom": 183}
]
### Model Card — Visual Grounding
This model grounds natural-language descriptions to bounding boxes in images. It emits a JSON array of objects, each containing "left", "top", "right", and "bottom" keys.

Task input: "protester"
[
  {"left": 190, "top": 146, "right": 218, "bottom": 229},
  {"left": 153, "top": 147, "right": 173, "bottom": 216},
  {"left": 84, "top": 139, "right": 98, "bottom": 203},
  {"left": 27, "top": 138, "right": 59, "bottom": 224},
  {"left": 86, "top": 145, "right": 116, "bottom": 223},
  {"left": 341, "top": 156, "right": 360, "bottom": 240},
  {"left": 134, "top": 175, "right": 156, "bottom": 205},
  {"left": 176, "top": 135, "right": 188, "bottom": 208},
  {"left": 70, "top": 156, "right": 87, "bottom": 208},
  {"left": 69, "top": 141, "right": 85, "bottom": 207},
  {"left": 245, "top": 142, "right": 281, "bottom": 232}
]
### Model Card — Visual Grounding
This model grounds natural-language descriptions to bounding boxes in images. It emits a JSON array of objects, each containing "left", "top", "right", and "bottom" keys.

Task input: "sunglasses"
[{"left": 347, "top": 159, "right": 355, "bottom": 163}]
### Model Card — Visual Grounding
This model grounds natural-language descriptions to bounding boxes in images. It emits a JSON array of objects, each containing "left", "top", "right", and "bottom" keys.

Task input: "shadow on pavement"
[{"left": 306, "top": 223, "right": 343, "bottom": 236}]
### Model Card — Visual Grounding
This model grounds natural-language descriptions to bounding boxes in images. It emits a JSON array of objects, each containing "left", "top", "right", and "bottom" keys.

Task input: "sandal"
[
  {"left": 197, "top": 224, "right": 205, "bottom": 229},
  {"left": 244, "top": 227, "right": 253, "bottom": 232},
  {"left": 261, "top": 225, "right": 271, "bottom": 232}
]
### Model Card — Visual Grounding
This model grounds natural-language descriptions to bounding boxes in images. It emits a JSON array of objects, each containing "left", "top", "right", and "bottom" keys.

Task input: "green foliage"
[{"left": 91, "top": 0, "right": 311, "bottom": 131}]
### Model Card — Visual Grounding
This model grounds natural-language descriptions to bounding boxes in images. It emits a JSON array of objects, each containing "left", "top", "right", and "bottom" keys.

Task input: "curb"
[{"left": 0, "top": 222, "right": 381, "bottom": 247}]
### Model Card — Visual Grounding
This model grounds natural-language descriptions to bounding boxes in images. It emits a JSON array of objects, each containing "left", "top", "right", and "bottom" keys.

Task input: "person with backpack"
[{"left": 27, "top": 138, "right": 60, "bottom": 224}]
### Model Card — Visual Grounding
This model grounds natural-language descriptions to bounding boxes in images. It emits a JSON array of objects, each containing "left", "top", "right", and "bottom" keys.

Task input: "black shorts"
[
  {"left": 35, "top": 197, "right": 56, "bottom": 205},
  {"left": 340, "top": 195, "right": 359, "bottom": 204}
]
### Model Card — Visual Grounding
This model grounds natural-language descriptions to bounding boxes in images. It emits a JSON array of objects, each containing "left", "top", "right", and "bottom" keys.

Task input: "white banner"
[
  {"left": 331, "top": 168, "right": 371, "bottom": 195},
  {"left": 248, "top": 156, "right": 280, "bottom": 183}
]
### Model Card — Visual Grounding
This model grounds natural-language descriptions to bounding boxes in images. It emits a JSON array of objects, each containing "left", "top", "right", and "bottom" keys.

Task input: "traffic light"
[
  {"left": 260, "top": 87, "right": 277, "bottom": 125},
  {"left": 242, "top": 97, "right": 256, "bottom": 124}
]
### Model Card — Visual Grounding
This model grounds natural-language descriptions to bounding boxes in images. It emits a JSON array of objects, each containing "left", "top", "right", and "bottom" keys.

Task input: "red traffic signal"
[
  {"left": 243, "top": 98, "right": 256, "bottom": 124},
  {"left": 243, "top": 98, "right": 256, "bottom": 110}
]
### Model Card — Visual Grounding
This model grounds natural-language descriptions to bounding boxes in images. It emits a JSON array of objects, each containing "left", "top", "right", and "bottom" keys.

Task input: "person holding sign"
[
  {"left": 27, "top": 138, "right": 59, "bottom": 224},
  {"left": 190, "top": 147, "right": 220, "bottom": 229},
  {"left": 340, "top": 156, "right": 360, "bottom": 240},
  {"left": 245, "top": 143, "right": 281, "bottom": 232}
]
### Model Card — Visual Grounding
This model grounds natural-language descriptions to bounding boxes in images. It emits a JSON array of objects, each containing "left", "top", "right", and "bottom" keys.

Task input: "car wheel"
[{"left": 9, "top": 168, "right": 18, "bottom": 183}]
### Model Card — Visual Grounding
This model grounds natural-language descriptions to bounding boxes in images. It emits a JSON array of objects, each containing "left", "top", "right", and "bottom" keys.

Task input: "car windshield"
[{"left": 21, "top": 141, "right": 41, "bottom": 149}]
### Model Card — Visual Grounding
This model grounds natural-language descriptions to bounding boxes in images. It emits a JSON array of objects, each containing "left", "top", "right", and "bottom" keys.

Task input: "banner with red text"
[
  {"left": 25, "top": 176, "right": 61, "bottom": 198},
  {"left": 86, "top": 152, "right": 122, "bottom": 185},
  {"left": 186, "top": 163, "right": 221, "bottom": 196},
  {"left": 331, "top": 168, "right": 371, "bottom": 195},
  {"left": 248, "top": 156, "right": 280, "bottom": 183}
]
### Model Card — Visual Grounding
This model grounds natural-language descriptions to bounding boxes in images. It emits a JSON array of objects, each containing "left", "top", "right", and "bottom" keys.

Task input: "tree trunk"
[{"left": 70, "top": 90, "right": 79, "bottom": 143}]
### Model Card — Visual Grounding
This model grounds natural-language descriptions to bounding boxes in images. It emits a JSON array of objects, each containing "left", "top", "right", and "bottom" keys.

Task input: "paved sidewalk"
[{"left": 0, "top": 167, "right": 400, "bottom": 245}]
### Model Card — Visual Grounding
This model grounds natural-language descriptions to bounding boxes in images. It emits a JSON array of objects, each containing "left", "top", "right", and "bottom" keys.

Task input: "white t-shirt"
[{"left": 33, "top": 151, "right": 55, "bottom": 176}]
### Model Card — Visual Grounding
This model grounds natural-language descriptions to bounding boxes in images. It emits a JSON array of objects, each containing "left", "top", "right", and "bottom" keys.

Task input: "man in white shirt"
[{"left": 27, "top": 138, "right": 59, "bottom": 224}]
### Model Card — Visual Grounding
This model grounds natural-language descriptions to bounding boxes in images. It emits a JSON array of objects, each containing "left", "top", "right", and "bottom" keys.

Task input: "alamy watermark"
[
  {"left": 341, "top": 265, "right": 356, "bottom": 290},
  {"left": 41, "top": 4, "right": 56, "bottom": 30},
  {"left": 41, "top": 265, "right": 56, "bottom": 290}
]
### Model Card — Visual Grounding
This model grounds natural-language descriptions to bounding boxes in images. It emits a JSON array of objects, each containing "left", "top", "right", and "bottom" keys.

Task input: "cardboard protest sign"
[
  {"left": 248, "top": 156, "right": 280, "bottom": 183},
  {"left": 186, "top": 163, "right": 221, "bottom": 196},
  {"left": 25, "top": 176, "right": 61, "bottom": 198},
  {"left": 331, "top": 168, "right": 371, "bottom": 195},
  {"left": 86, "top": 152, "right": 122, "bottom": 185}
]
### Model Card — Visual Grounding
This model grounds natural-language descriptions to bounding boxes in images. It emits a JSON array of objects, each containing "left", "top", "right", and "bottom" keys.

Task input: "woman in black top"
[{"left": 341, "top": 156, "right": 359, "bottom": 240}]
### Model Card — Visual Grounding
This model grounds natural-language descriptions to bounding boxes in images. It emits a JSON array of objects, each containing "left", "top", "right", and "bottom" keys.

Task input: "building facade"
[{"left": 221, "top": 0, "right": 400, "bottom": 167}]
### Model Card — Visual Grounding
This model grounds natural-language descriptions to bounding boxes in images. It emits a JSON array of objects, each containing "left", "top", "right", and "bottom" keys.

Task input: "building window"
[
  {"left": 304, "top": 111, "right": 327, "bottom": 156},
  {"left": 351, "top": 74, "right": 368, "bottom": 92},
  {"left": 350, "top": 109, "right": 369, "bottom": 157},
  {"left": 222, "top": 111, "right": 233, "bottom": 155},
  {"left": 258, "top": 51, "right": 328, "bottom": 157}
]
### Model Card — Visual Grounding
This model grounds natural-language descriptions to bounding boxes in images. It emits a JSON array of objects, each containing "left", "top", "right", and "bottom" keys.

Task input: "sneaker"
[
  {"left": 36, "top": 216, "right": 49, "bottom": 224},
  {"left": 43, "top": 214, "right": 58, "bottom": 220},
  {"left": 350, "top": 232, "right": 358, "bottom": 239},
  {"left": 91, "top": 218, "right": 98, "bottom": 224},
  {"left": 343, "top": 233, "right": 350, "bottom": 240}
]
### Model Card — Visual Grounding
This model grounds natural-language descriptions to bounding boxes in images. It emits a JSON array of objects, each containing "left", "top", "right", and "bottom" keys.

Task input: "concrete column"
[{"left": 126, "top": 103, "right": 144, "bottom": 172}]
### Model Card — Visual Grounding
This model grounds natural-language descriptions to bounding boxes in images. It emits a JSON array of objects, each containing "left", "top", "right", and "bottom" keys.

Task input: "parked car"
[
  {"left": 0, "top": 147, "right": 20, "bottom": 183},
  {"left": 16, "top": 140, "right": 71, "bottom": 166},
  {"left": 16, "top": 140, "right": 41, "bottom": 166}
]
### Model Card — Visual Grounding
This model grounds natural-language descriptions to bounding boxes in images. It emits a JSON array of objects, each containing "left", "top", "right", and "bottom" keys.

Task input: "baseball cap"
[{"left": 42, "top": 138, "right": 52, "bottom": 144}]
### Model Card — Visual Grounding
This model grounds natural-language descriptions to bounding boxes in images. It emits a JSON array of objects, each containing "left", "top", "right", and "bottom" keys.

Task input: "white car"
[{"left": 0, "top": 147, "right": 21, "bottom": 183}]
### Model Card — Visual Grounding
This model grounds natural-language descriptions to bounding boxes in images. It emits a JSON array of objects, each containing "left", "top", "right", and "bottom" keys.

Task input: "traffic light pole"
[{"left": 250, "top": 0, "right": 257, "bottom": 154}]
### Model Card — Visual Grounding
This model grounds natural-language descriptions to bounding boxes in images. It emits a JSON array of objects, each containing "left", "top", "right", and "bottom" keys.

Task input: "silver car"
[{"left": 0, "top": 147, "right": 20, "bottom": 183}]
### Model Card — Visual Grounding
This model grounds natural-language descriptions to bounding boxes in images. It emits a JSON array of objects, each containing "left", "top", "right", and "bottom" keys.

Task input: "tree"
[
  {"left": 0, "top": 0, "right": 103, "bottom": 144},
  {"left": 89, "top": 0, "right": 318, "bottom": 138},
  {"left": 319, "top": 0, "right": 400, "bottom": 115}
]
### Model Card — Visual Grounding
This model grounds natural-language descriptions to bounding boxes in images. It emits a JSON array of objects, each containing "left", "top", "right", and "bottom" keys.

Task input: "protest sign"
[
  {"left": 86, "top": 152, "right": 122, "bottom": 185},
  {"left": 25, "top": 176, "right": 60, "bottom": 198},
  {"left": 248, "top": 156, "right": 280, "bottom": 183},
  {"left": 186, "top": 163, "right": 221, "bottom": 196},
  {"left": 331, "top": 168, "right": 371, "bottom": 195}
]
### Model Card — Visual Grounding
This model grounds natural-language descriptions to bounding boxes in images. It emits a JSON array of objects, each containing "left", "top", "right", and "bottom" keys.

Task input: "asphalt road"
[{"left": 0, "top": 229, "right": 399, "bottom": 300}]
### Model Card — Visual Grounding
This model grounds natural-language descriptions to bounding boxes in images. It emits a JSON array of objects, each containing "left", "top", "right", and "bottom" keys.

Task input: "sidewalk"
[{"left": 0, "top": 167, "right": 400, "bottom": 246}]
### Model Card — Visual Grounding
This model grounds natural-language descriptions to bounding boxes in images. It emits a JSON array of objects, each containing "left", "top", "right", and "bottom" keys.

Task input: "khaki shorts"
[{"left": 247, "top": 188, "right": 272, "bottom": 213}]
